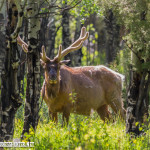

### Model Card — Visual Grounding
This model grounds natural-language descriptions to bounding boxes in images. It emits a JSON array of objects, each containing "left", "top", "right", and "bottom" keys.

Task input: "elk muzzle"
[{"left": 49, "top": 69, "right": 58, "bottom": 84}]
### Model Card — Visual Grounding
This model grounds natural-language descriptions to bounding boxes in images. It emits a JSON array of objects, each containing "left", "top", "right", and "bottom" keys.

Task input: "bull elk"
[{"left": 17, "top": 27, "right": 126, "bottom": 124}]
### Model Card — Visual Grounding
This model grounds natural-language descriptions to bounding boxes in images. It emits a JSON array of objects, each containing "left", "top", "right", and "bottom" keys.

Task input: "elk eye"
[{"left": 46, "top": 66, "right": 51, "bottom": 71}]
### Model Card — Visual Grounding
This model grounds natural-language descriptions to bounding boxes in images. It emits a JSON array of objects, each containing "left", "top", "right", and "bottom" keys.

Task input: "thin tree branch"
[
  {"left": 61, "top": 0, "right": 82, "bottom": 12},
  {"left": 54, "top": 25, "right": 61, "bottom": 37},
  {"left": 36, "top": 0, "right": 82, "bottom": 17},
  {"left": 123, "top": 40, "right": 141, "bottom": 61}
]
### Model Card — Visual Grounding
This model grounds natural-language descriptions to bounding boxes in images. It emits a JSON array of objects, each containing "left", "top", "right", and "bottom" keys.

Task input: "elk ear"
[
  {"left": 40, "top": 59, "right": 46, "bottom": 68},
  {"left": 60, "top": 60, "right": 71, "bottom": 65}
]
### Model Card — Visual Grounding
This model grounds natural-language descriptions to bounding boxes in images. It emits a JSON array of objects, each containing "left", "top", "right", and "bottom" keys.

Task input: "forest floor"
[{"left": 11, "top": 112, "right": 150, "bottom": 150}]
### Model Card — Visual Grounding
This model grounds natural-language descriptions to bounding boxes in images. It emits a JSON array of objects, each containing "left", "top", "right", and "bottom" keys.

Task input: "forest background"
[{"left": 0, "top": 0, "right": 150, "bottom": 149}]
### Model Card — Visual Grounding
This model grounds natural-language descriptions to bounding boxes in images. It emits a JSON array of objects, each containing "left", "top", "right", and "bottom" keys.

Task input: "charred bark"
[
  {"left": 18, "top": 18, "right": 28, "bottom": 95},
  {"left": 126, "top": 70, "right": 150, "bottom": 135},
  {"left": 39, "top": 17, "right": 48, "bottom": 55},
  {"left": 0, "top": 0, "right": 23, "bottom": 141},
  {"left": 62, "top": 0, "right": 72, "bottom": 65},
  {"left": 47, "top": 17, "right": 56, "bottom": 59},
  {"left": 44, "top": 0, "right": 56, "bottom": 59},
  {"left": 72, "top": 17, "right": 82, "bottom": 66},
  {"left": 126, "top": 11, "right": 149, "bottom": 136},
  {"left": 21, "top": 0, "right": 41, "bottom": 137},
  {"left": 0, "top": 31, "right": 5, "bottom": 74},
  {"left": 104, "top": 9, "right": 120, "bottom": 64}
]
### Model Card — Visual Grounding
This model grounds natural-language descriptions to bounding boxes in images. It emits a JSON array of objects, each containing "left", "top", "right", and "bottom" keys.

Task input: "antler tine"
[
  {"left": 54, "top": 45, "right": 63, "bottom": 61},
  {"left": 58, "top": 45, "right": 62, "bottom": 59},
  {"left": 57, "top": 27, "right": 89, "bottom": 61},
  {"left": 80, "top": 26, "right": 86, "bottom": 38},
  {"left": 70, "top": 27, "right": 88, "bottom": 48},
  {"left": 17, "top": 36, "right": 28, "bottom": 53},
  {"left": 41, "top": 45, "right": 50, "bottom": 62}
]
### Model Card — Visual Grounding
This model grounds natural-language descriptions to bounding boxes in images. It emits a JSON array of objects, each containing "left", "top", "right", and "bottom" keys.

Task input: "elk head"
[
  {"left": 40, "top": 45, "right": 67, "bottom": 85},
  {"left": 40, "top": 27, "right": 89, "bottom": 86},
  {"left": 17, "top": 27, "right": 89, "bottom": 91}
]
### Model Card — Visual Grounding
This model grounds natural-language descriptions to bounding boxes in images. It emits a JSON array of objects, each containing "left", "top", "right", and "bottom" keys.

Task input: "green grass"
[{"left": 12, "top": 113, "right": 150, "bottom": 150}]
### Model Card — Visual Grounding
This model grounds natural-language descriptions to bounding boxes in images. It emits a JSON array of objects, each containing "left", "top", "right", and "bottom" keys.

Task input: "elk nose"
[{"left": 50, "top": 74, "right": 57, "bottom": 80}]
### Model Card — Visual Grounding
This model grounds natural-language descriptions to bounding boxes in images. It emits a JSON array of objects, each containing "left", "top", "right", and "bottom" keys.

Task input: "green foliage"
[
  {"left": 110, "top": 49, "right": 131, "bottom": 75},
  {"left": 13, "top": 114, "right": 150, "bottom": 150},
  {"left": 15, "top": 75, "right": 27, "bottom": 120},
  {"left": 81, "top": 23, "right": 106, "bottom": 66},
  {"left": 109, "top": 48, "right": 131, "bottom": 106},
  {"left": 13, "top": 119, "right": 24, "bottom": 139},
  {"left": 102, "top": 0, "right": 150, "bottom": 72},
  {"left": 79, "top": 0, "right": 102, "bottom": 24},
  {"left": 70, "top": 0, "right": 103, "bottom": 24},
  {"left": 39, "top": 101, "right": 49, "bottom": 123},
  {"left": 40, "top": 7, "right": 49, "bottom": 13},
  {"left": 55, "top": 26, "right": 62, "bottom": 55},
  {"left": 81, "top": 46, "right": 87, "bottom": 66}
]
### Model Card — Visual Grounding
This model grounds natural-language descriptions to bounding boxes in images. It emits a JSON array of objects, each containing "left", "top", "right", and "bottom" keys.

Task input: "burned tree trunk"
[
  {"left": 126, "top": 10, "right": 150, "bottom": 136},
  {"left": 105, "top": 9, "right": 120, "bottom": 64},
  {"left": 0, "top": 0, "right": 23, "bottom": 141},
  {"left": 48, "top": 17, "right": 56, "bottom": 59},
  {"left": 47, "top": 0, "right": 56, "bottom": 59},
  {"left": 21, "top": 0, "right": 41, "bottom": 137},
  {"left": 126, "top": 68, "right": 150, "bottom": 135},
  {"left": 40, "top": 17, "right": 48, "bottom": 55},
  {"left": 18, "top": 18, "right": 28, "bottom": 95},
  {"left": 72, "top": 17, "right": 82, "bottom": 66},
  {"left": 62, "top": 0, "right": 72, "bottom": 64},
  {"left": 40, "top": 0, "right": 56, "bottom": 59}
]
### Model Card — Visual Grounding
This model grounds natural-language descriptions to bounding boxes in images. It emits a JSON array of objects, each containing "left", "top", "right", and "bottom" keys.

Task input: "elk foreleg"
[
  {"left": 62, "top": 106, "right": 70, "bottom": 126},
  {"left": 97, "top": 104, "right": 110, "bottom": 122},
  {"left": 109, "top": 99, "right": 126, "bottom": 120},
  {"left": 49, "top": 109, "right": 58, "bottom": 123},
  {"left": 52, "top": 112, "right": 58, "bottom": 123}
]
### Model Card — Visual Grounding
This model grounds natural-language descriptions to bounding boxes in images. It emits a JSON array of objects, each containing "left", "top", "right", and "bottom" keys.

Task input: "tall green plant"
[{"left": 102, "top": 0, "right": 150, "bottom": 135}]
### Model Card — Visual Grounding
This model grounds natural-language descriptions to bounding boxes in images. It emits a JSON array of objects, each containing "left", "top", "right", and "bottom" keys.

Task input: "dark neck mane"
[{"left": 45, "top": 80, "right": 60, "bottom": 100}]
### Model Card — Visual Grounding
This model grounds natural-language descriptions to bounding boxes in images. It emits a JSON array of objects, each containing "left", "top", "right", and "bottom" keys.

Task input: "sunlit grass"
[{"left": 13, "top": 112, "right": 150, "bottom": 150}]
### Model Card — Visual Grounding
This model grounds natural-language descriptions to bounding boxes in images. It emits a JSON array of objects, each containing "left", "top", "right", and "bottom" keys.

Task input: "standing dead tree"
[
  {"left": 0, "top": 0, "right": 24, "bottom": 141},
  {"left": 17, "top": 0, "right": 41, "bottom": 137},
  {"left": 104, "top": 9, "right": 120, "bottom": 64},
  {"left": 62, "top": 0, "right": 72, "bottom": 65}
]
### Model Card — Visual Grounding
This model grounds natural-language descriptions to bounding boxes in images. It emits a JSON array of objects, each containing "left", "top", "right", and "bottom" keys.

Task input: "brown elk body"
[{"left": 17, "top": 27, "right": 126, "bottom": 124}]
